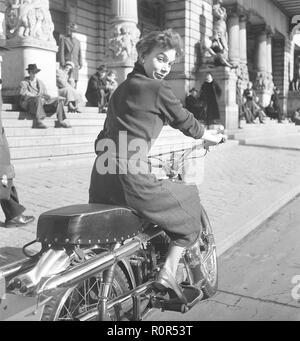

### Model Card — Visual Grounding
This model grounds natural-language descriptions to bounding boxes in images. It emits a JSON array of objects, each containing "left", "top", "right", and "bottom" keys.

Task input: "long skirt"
[
  {"left": 58, "top": 86, "right": 82, "bottom": 104},
  {"left": 89, "top": 158, "right": 202, "bottom": 247}
]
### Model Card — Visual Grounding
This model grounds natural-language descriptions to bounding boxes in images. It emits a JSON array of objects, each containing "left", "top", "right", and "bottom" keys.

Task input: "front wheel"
[{"left": 199, "top": 208, "right": 218, "bottom": 298}]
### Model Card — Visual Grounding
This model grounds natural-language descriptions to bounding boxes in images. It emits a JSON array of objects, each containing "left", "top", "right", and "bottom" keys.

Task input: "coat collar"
[{"left": 127, "top": 62, "right": 148, "bottom": 79}]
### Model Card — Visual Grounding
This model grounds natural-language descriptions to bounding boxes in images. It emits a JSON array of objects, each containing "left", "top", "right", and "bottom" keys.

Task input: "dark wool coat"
[
  {"left": 199, "top": 81, "right": 222, "bottom": 123},
  {"left": 185, "top": 95, "right": 204, "bottom": 120},
  {"left": 0, "top": 94, "right": 14, "bottom": 199},
  {"left": 89, "top": 63, "right": 205, "bottom": 247},
  {"left": 85, "top": 73, "right": 108, "bottom": 106}
]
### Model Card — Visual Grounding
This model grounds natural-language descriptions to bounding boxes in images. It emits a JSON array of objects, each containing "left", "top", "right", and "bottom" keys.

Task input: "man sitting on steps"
[{"left": 19, "top": 64, "right": 71, "bottom": 129}]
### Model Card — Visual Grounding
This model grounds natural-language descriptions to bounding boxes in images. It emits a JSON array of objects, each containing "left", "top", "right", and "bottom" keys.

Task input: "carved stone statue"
[
  {"left": 5, "top": 0, "right": 55, "bottom": 42},
  {"left": 197, "top": 0, "right": 236, "bottom": 69},
  {"left": 212, "top": 0, "right": 229, "bottom": 60},
  {"left": 255, "top": 72, "right": 273, "bottom": 92},
  {"left": 201, "top": 33, "right": 237, "bottom": 69},
  {"left": 108, "top": 24, "right": 139, "bottom": 63}
]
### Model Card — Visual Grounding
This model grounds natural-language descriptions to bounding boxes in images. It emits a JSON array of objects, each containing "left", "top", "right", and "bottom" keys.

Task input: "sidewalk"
[{"left": 0, "top": 136, "right": 300, "bottom": 266}]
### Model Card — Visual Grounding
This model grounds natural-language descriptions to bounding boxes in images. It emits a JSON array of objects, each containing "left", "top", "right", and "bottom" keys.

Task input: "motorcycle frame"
[{"left": 1, "top": 138, "right": 221, "bottom": 321}]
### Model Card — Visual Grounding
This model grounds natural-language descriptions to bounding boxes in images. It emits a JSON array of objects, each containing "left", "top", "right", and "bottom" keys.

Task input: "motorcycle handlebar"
[{"left": 148, "top": 129, "right": 227, "bottom": 178}]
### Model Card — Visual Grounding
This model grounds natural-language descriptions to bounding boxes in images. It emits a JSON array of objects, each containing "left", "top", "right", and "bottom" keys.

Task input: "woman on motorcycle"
[{"left": 89, "top": 29, "right": 222, "bottom": 296}]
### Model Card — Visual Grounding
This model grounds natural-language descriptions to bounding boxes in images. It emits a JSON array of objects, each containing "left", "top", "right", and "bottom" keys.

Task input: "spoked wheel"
[
  {"left": 199, "top": 208, "right": 218, "bottom": 298},
  {"left": 41, "top": 264, "right": 130, "bottom": 321}
]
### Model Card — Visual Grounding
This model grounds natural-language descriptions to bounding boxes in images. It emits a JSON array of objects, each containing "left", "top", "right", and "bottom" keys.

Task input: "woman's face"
[
  {"left": 206, "top": 74, "right": 213, "bottom": 83},
  {"left": 64, "top": 65, "right": 72, "bottom": 73},
  {"left": 142, "top": 47, "right": 176, "bottom": 80}
]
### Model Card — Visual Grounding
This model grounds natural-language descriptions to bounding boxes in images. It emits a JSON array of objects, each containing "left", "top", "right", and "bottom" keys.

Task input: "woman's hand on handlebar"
[
  {"left": 202, "top": 130, "right": 227, "bottom": 145},
  {"left": 201, "top": 125, "right": 227, "bottom": 150}
]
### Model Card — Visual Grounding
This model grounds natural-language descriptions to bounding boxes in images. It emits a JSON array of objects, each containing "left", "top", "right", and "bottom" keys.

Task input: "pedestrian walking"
[{"left": 0, "top": 59, "right": 34, "bottom": 227}]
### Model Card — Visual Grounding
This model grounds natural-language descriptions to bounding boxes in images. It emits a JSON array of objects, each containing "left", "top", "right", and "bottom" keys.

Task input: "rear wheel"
[{"left": 41, "top": 264, "right": 130, "bottom": 321}]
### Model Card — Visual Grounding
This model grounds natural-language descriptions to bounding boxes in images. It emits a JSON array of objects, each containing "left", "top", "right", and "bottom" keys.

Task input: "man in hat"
[
  {"left": 0, "top": 46, "right": 35, "bottom": 227},
  {"left": 85, "top": 65, "right": 109, "bottom": 112},
  {"left": 185, "top": 88, "right": 204, "bottom": 121},
  {"left": 58, "top": 23, "right": 83, "bottom": 89},
  {"left": 19, "top": 64, "right": 71, "bottom": 129}
]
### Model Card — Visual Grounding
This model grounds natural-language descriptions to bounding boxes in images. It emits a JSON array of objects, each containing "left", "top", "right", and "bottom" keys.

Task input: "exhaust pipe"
[
  {"left": 0, "top": 258, "right": 36, "bottom": 280},
  {"left": 37, "top": 228, "right": 162, "bottom": 295},
  {"left": 37, "top": 240, "right": 139, "bottom": 294},
  {"left": 9, "top": 249, "right": 70, "bottom": 295}
]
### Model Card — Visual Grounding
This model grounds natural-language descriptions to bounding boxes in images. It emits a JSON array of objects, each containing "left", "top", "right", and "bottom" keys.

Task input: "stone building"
[{"left": 0, "top": 0, "right": 299, "bottom": 131}]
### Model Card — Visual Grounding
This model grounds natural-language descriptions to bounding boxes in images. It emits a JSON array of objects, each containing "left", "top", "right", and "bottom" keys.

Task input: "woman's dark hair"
[{"left": 136, "top": 29, "right": 183, "bottom": 59}]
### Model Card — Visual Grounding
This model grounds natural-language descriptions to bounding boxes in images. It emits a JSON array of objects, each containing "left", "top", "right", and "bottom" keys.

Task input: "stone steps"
[
  {"left": 2, "top": 107, "right": 213, "bottom": 168},
  {"left": 10, "top": 142, "right": 94, "bottom": 160},
  {"left": 4, "top": 125, "right": 101, "bottom": 137},
  {"left": 229, "top": 120, "right": 300, "bottom": 142},
  {"left": 2, "top": 104, "right": 99, "bottom": 114},
  {"left": 239, "top": 134, "right": 300, "bottom": 150},
  {"left": 7, "top": 134, "right": 94, "bottom": 148}
]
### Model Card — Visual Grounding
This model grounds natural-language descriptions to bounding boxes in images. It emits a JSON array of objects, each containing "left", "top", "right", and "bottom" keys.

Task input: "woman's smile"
[{"left": 153, "top": 72, "right": 165, "bottom": 80}]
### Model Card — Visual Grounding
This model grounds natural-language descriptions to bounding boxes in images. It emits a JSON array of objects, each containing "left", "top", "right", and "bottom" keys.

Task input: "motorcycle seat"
[{"left": 36, "top": 204, "right": 151, "bottom": 246}]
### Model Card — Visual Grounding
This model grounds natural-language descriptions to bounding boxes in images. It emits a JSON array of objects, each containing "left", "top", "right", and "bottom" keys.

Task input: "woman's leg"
[{"left": 163, "top": 244, "right": 185, "bottom": 276}]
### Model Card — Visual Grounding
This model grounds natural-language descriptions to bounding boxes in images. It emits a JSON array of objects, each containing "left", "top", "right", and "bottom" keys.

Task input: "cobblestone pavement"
[{"left": 0, "top": 140, "right": 300, "bottom": 266}]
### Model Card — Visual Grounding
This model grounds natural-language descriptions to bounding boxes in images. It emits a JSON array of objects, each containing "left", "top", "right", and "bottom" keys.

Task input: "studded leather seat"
[{"left": 36, "top": 204, "right": 151, "bottom": 246}]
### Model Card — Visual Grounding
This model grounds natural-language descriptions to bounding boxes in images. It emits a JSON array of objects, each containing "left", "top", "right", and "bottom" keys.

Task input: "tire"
[
  {"left": 199, "top": 208, "right": 218, "bottom": 299},
  {"left": 41, "top": 264, "right": 130, "bottom": 321}
]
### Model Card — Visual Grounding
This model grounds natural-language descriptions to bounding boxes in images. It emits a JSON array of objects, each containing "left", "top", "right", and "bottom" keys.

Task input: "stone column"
[
  {"left": 266, "top": 31, "right": 274, "bottom": 91},
  {"left": 2, "top": 0, "right": 58, "bottom": 101},
  {"left": 238, "top": 14, "right": 249, "bottom": 87},
  {"left": 228, "top": 12, "right": 240, "bottom": 67},
  {"left": 107, "top": 0, "right": 140, "bottom": 82},
  {"left": 254, "top": 26, "right": 271, "bottom": 107}
]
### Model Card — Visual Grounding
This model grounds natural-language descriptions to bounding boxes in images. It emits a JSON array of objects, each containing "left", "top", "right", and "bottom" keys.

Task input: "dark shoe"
[
  {"left": 56, "top": 120, "right": 71, "bottom": 128},
  {"left": 5, "top": 214, "right": 35, "bottom": 228},
  {"left": 75, "top": 109, "right": 82, "bottom": 113},
  {"left": 68, "top": 102, "right": 76, "bottom": 113},
  {"left": 33, "top": 121, "right": 47, "bottom": 129},
  {"left": 154, "top": 268, "right": 187, "bottom": 303}
]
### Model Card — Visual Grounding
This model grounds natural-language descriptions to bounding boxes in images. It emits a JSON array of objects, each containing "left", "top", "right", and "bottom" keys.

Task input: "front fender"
[{"left": 118, "top": 258, "right": 136, "bottom": 290}]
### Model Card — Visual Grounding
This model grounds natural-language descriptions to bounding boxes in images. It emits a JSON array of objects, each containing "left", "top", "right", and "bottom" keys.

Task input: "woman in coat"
[
  {"left": 199, "top": 72, "right": 222, "bottom": 127},
  {"left": 89, "top": 29, "right": 223, "bottom": 296},
  {"left": 56, "top": 61, "right": 82, "bottom": 113}
]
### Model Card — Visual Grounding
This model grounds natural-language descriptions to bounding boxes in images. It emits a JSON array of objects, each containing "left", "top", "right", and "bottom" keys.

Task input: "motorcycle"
[{"left": 0, "top": 131, "right": 225, "bottom": 321}]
